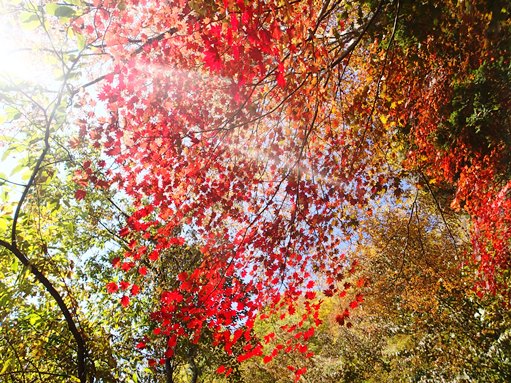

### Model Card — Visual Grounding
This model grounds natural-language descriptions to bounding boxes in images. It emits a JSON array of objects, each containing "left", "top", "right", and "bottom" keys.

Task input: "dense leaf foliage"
[{"left": 1, "top": 0, "right": 510, "bottom": 382}]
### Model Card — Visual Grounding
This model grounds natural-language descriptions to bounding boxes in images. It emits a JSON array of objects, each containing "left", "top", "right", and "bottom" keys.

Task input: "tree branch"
[
  {"left": 329, "top": 0, "right": 386, "bottom": 69},
  {"left": 6, "top": 34, "right": 89, "bottom": 382},
  {"left": 0, "top": 239, "right": 87, "bottom": 383},
  {"left": 75, "top": 27, "right": 178, "bottom": 93}
]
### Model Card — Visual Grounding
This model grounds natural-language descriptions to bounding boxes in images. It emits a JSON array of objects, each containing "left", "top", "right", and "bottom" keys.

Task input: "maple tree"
[
  {"left": 358, "top": 0, "right": 511, "bottom": 293},
  {"left": 335, "top": 191, "right": 511, "bottom": 382},
  {"left": 1, "top": 0, "right": 511, "bottom": 382},
  {"left": 240, "top": 190, "right": 511, "bottom": 382},
  {"left": 71, "top": 0, "right": 383, "bottom": 379}
]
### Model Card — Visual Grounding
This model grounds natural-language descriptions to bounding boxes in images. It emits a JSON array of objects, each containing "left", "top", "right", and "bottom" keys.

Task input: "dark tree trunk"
[{"left": 165, "top": 358, "right": 174, "bottom": 383}]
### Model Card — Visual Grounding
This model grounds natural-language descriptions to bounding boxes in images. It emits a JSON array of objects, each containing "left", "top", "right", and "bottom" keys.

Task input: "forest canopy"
[{"left": 0, "top": 0, "right": 510, "bottom": 382}]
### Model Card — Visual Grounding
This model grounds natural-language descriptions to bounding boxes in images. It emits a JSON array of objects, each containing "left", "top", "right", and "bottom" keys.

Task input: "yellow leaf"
[{"left": 0, "top": 359, "right": 11, "bottom": 374}]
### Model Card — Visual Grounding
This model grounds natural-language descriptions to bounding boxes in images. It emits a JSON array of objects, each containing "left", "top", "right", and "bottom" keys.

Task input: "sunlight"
[{"left": 0, "top": 11, "right": 55, "bottom": 86}]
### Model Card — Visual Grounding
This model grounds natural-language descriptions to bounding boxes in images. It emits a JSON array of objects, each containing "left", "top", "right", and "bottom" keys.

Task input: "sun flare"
[{"left": 0, "top": 11, "right": 56, "bottom": 86}]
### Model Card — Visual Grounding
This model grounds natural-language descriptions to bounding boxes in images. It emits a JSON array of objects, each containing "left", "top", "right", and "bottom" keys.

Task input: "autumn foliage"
[
  {"left": 63, "top": 0, "right": 511, "bottom": 375},
  {"left": 365, "top": 0, "right": 511, "bottom": 293},
  {"left": 2, "top": 0, "right": 510, "bottom": 382},
  {"left": 73, "top": 0, "right": 381, "bottom": 376}
]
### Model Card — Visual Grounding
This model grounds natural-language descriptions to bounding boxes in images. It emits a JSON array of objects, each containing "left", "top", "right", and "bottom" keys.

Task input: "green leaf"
[
  {"left": 45, "top": 3, "right": 59, "bottom": 16},
  {"left": 46, "top": 3, "right": 77, "bottom": 18},
  {"left": 0, "top": 359, "right": 11, "bottom": 374},
  {"left": 10, "top": 258, "right": 19, "bottom": 273},
  {"left": 21, "top": 168, "right": 33, "bottom": 181},
  {"left": 10, "top": 162, "right": 26, "bottom": 176},
  {"left": 19, "top": 12, "right": 41, "bottom": 30},
  {"left": 77, "top": 34, "right": 86, "bottom": 50},
  {"left": 54, "top": 6, "right": 76, "bottom": 18},
  {"left": 1, "top": 150, "right": 11, "bottom": 162},
  {"left": 28, "top": 313, "right": 39, "bottom": 326},
  {"left": 5, "top": 106, "right": 22, "bottom": 121}
]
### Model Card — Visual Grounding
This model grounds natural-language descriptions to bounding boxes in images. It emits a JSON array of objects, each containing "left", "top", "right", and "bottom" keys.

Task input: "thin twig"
[
  {"left": 329, "top": 0, "right": 386, "bottom": 69},
  {"left": 0, "top": 177, "right": 27, "bottom": 187}
]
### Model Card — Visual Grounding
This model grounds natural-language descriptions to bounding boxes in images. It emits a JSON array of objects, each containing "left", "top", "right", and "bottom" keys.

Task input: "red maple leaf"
[
  {"left": 216, "top": 365, "right": 226, "bottom": 374},
  {"left": 74, "top": 189, "right": 86, "bottom": 200},
  {"left": 120, "top": 295, "right": 130, "bottom": 307},
  {"left": 106, "top": 282, "right": 118, "bottom": 294},
  {"left": 131, "top": 284, "right": 140, "bottom": 296},
  {"left": 304, "top": 291, "right": 316, "bottom": 300},
  {"left": 276, "top": 62, "right": 286, "bottom": 87},
  {"left": 119, "top": 281, "right": 130, "bottom": 290}
]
